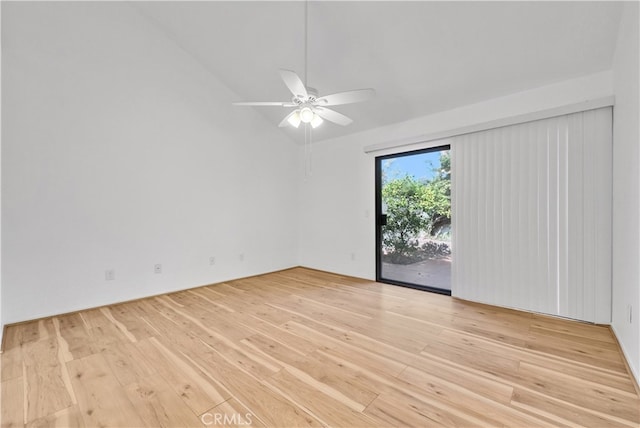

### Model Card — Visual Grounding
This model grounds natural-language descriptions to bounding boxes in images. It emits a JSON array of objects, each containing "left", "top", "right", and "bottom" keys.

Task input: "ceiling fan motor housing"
[{"left": 293, "top": 87, "right": 318, "bottom": 105}]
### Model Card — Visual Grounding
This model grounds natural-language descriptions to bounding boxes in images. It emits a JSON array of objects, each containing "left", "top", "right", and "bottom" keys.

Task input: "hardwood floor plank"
[
  {"left": 99, "top": 307, "right": 138, "bottom": 343},
  {"left": 136, "top": 337, "right": 229, "bottom": 415},
  {"left": 2, "top": 327, "right": 21, "bottom": 352},
  {"left": 51, "top": 318, "right": 74, "bottom": 364},
  {"left": 271, "top": 297, "right": 371, "bottom": 332},
  {"left": 450, "top": 316, "right": 532, "bottom": 347},
  {"left": 511, "top": 388, "right": 633, "bottom": 428},
  {"left": 524, "top": 334, "right": 628, "bottom": 372},
  {"left": 317, "top": 345, "right": 409, "bottom": 382},
  {"left": 443, "top": 325, "right": 627, "bottom": 375},
  {"left": 34, "top": 320, "right": 55, "bottom": 343},
  {"left": 1, "top": 377, "right": 24, "bottom": 428},
  {"left": 181, "top": 342, "right": 324, "bottom": 427},
  {"left": 25, "top": 406, "right": 85, "bottom": 428},
  {"left": 96, "top": 303, "right": 157, "bottom": 343},
  {"left": 363, "top": 393, "right": 442, "bottom": 428},
  {"left": 265, "top": 368, "right": 381, "bottom": 427},
  {"left": 398, "top": 366, "right": 554, "bottom": 427},
  {"left": 246, "top": 303, "right": 296, "bottom": 325},
  {"left": 12, "top": 323, "right": 40, "bottom": 348},
  {"left": 54, "top": 315, "right": 97, "bottom": 360},
  {"left": 514, "top": 361, "right": 640, "bottom": 422},
  {"left": 124, "top": 375, "right": 204, "bottom": 427},
  {"left": 186, "top": 289, "right": 237, "bottom": 313},
  {"left": 88, "top": 323, "right": 132, "bottom": 353},
  {"left": 66, "top": 353, "right": 145, "bottom": 427},
  {"left": 0, "top": 347, "right": 23, "bottom": 382},
  {"left": 421, "top": 330, "right": 526, "bottom": 377},
  {"left": 144, "top": 299, "right": 282, "bottom": 380},
  {"left": 22, "top": 339, "right": 73, "bottom": 423},
  {"left": 282, "top": 322, "right": 409, "bottom": 377},
  {"left": 365, "top": 392, "right": 490, "bottom": 428},
  {"left": 529, "top": 323, "right": 617, "bottom": 347},
  {"left": 317, "top": 346, "right": 508, "bottom": 426},
  {"left": 531, "top": 314, "right": 617, "bottom": 342},
  {"left": 100, "top": 341, "right": 156, "bottom": 387},
  {"left": 288, "top": 350, "right": 381, "bottom": 410},
  {"left": 237, "top": 314, "right": 318, "bottom": 356},
  {"left": 399, "top": 354, "right": 515, "bottom": 404},
  {"left": 76, "top": 309, "right": 110, "bottom": 330},
  {"left": 1, "top": 268, "right": 638, "bottom": 427},
  {"left": 241, "top": 333, "right": 306, "bottom": 368}
]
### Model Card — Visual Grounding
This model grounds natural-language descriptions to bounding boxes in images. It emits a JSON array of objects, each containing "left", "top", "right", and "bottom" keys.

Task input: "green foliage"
[
  {"left": 424, "top": 151, "right": 451, "bottom": 237},
  {"left": 382, "top": 152, "right": 451, "bottom": 262},
  {"left": 382, "top": 176, "right": 429, "bottom": 259}
]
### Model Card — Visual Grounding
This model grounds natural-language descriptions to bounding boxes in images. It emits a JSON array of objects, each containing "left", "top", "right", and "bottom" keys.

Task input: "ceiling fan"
[{"left": 233, "top": 69, "right": 375, "bottom": 129}]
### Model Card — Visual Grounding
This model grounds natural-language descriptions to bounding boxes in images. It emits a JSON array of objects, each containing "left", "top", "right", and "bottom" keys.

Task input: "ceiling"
[{"left": 133, "top": 1, "right": 623, "bottom": 143}]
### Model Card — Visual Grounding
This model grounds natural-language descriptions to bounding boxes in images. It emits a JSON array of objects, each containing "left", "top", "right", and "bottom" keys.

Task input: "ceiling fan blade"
[
  {"left": 317, "top": 88, "right": 375, "bottom": 106},
  {"left": 232, "top": 101, "right": 294, "bottom": 106},
  {"left": 314, "top": 107, "right": 353, "bottom": 126},
  {"left": 279, "top": 69, "right": 308, "bottom": 99}
]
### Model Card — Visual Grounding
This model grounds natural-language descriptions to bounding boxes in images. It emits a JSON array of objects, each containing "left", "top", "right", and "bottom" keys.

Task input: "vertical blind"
[{"left": 451, "top": 107, "right": 612, "bottom": 323}]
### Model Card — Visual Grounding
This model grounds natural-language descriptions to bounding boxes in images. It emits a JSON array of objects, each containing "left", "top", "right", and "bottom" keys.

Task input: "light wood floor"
[{"left": 1, "top": 268, "right": 639, "bottom": 427}]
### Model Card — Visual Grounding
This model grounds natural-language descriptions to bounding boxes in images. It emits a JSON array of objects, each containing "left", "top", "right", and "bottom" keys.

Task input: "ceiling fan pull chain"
[
  {"left": 304, "top": 123, "right": 313, "bottom": 177},
  {"left": 308, "top": 125, "right": 313, "bottom": 176},
  {"left": 303, "top": 123, "right": 313, "bottom": 178},
  {"left": 305, "top": 124, "right": 311, "bottom": 177}
]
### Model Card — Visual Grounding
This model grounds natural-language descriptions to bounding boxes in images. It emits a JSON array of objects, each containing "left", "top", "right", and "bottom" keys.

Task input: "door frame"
[{"left": 375, "top": 145, "right": 452, "bottom": 295}]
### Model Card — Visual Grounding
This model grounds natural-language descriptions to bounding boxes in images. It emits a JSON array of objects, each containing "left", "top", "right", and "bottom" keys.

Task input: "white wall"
[
  {"left": 0, "top": 2, "right": 3, "bottom": 347},
  {"left": 611, "top": 2, "right": 640, "bottom": 384},
  {"left": 1, "top": 2, "right": 298, "bottom": 324},
  {"left": 298, "top": 71, "right": 613, "bottom": 280}
]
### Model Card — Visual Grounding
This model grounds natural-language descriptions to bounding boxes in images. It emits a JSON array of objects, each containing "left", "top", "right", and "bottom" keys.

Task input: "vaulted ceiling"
[{"left": 133, "top": 1, "right": 623, "bottom": 142}]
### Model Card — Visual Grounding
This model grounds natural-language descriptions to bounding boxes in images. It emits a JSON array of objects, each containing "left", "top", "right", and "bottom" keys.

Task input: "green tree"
[
  {"left": 424, "top": 152, "right": 451, "bottom": 237},
  {"left": 382, "top": 176, "right": 429, "bottom": 261},
  {"left": 382, "top": 152, "right": 452, "bottom": 263}
]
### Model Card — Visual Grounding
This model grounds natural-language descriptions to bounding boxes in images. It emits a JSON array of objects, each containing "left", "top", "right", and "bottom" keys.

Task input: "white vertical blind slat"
[
  {"left": 568, "top": 112, "right": 584, "bottom": 320},
  {"left": 592, "top": 108, "right": 613, "bottom": 323},
  {"left": 558, "top": 115, "right": 570, "bottom": 317},
  {"left": 583, "top": 109, "right": 596, "bottom": 322},
  {"left": 451, "top": 107, "right": 612, "bottom": 323},
  {"left": 535, "top": 120, "right": 549, "bottom": 313}
]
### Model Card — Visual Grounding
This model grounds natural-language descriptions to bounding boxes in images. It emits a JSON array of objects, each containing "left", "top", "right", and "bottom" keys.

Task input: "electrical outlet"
[
  {"left": 105, "top": 269, "right": 115, "bottom": 281},
  {"left": 209, "top": 256, "right": 216, "bottom": 266},
  {"left": 239, "top": 253, "right": 244, "bottom": 262},
  {"left": 629, "top": 305, "right": 633, "bottom": 324},
  {"left": 154, "top": 264, "right": 162, "bottom": 274},
  {"left": 351, "top": 252, "right": 356, "bottom": 261}
]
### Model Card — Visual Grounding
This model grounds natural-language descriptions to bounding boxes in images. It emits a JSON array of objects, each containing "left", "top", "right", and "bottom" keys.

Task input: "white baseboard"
[{"left": 610, "top": 324, "right": 640, "bottom": 390}]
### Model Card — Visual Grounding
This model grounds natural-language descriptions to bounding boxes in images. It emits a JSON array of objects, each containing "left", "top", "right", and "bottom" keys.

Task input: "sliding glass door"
[{"left": 375, "top": 146, "right": 451, "bottom": 294}]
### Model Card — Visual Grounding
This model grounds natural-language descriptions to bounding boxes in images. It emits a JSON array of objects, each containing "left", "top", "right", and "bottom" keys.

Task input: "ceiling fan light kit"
[
  {"left": 299, "top": 107, "right": 314, "bottom": 123},
  {"left": 310, "top": 113, "right": 323, "bottom": 128},
  {"left": 285, "top": 109, "right": 324, "bottom": 129},
  {"left": 287, "top": 111, "right": 302, "bottom": 128}
]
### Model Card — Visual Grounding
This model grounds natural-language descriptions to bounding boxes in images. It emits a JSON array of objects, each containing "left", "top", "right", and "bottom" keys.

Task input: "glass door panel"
[{"left": 376, "top": 146, "right": 451, "bottom": 294}]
